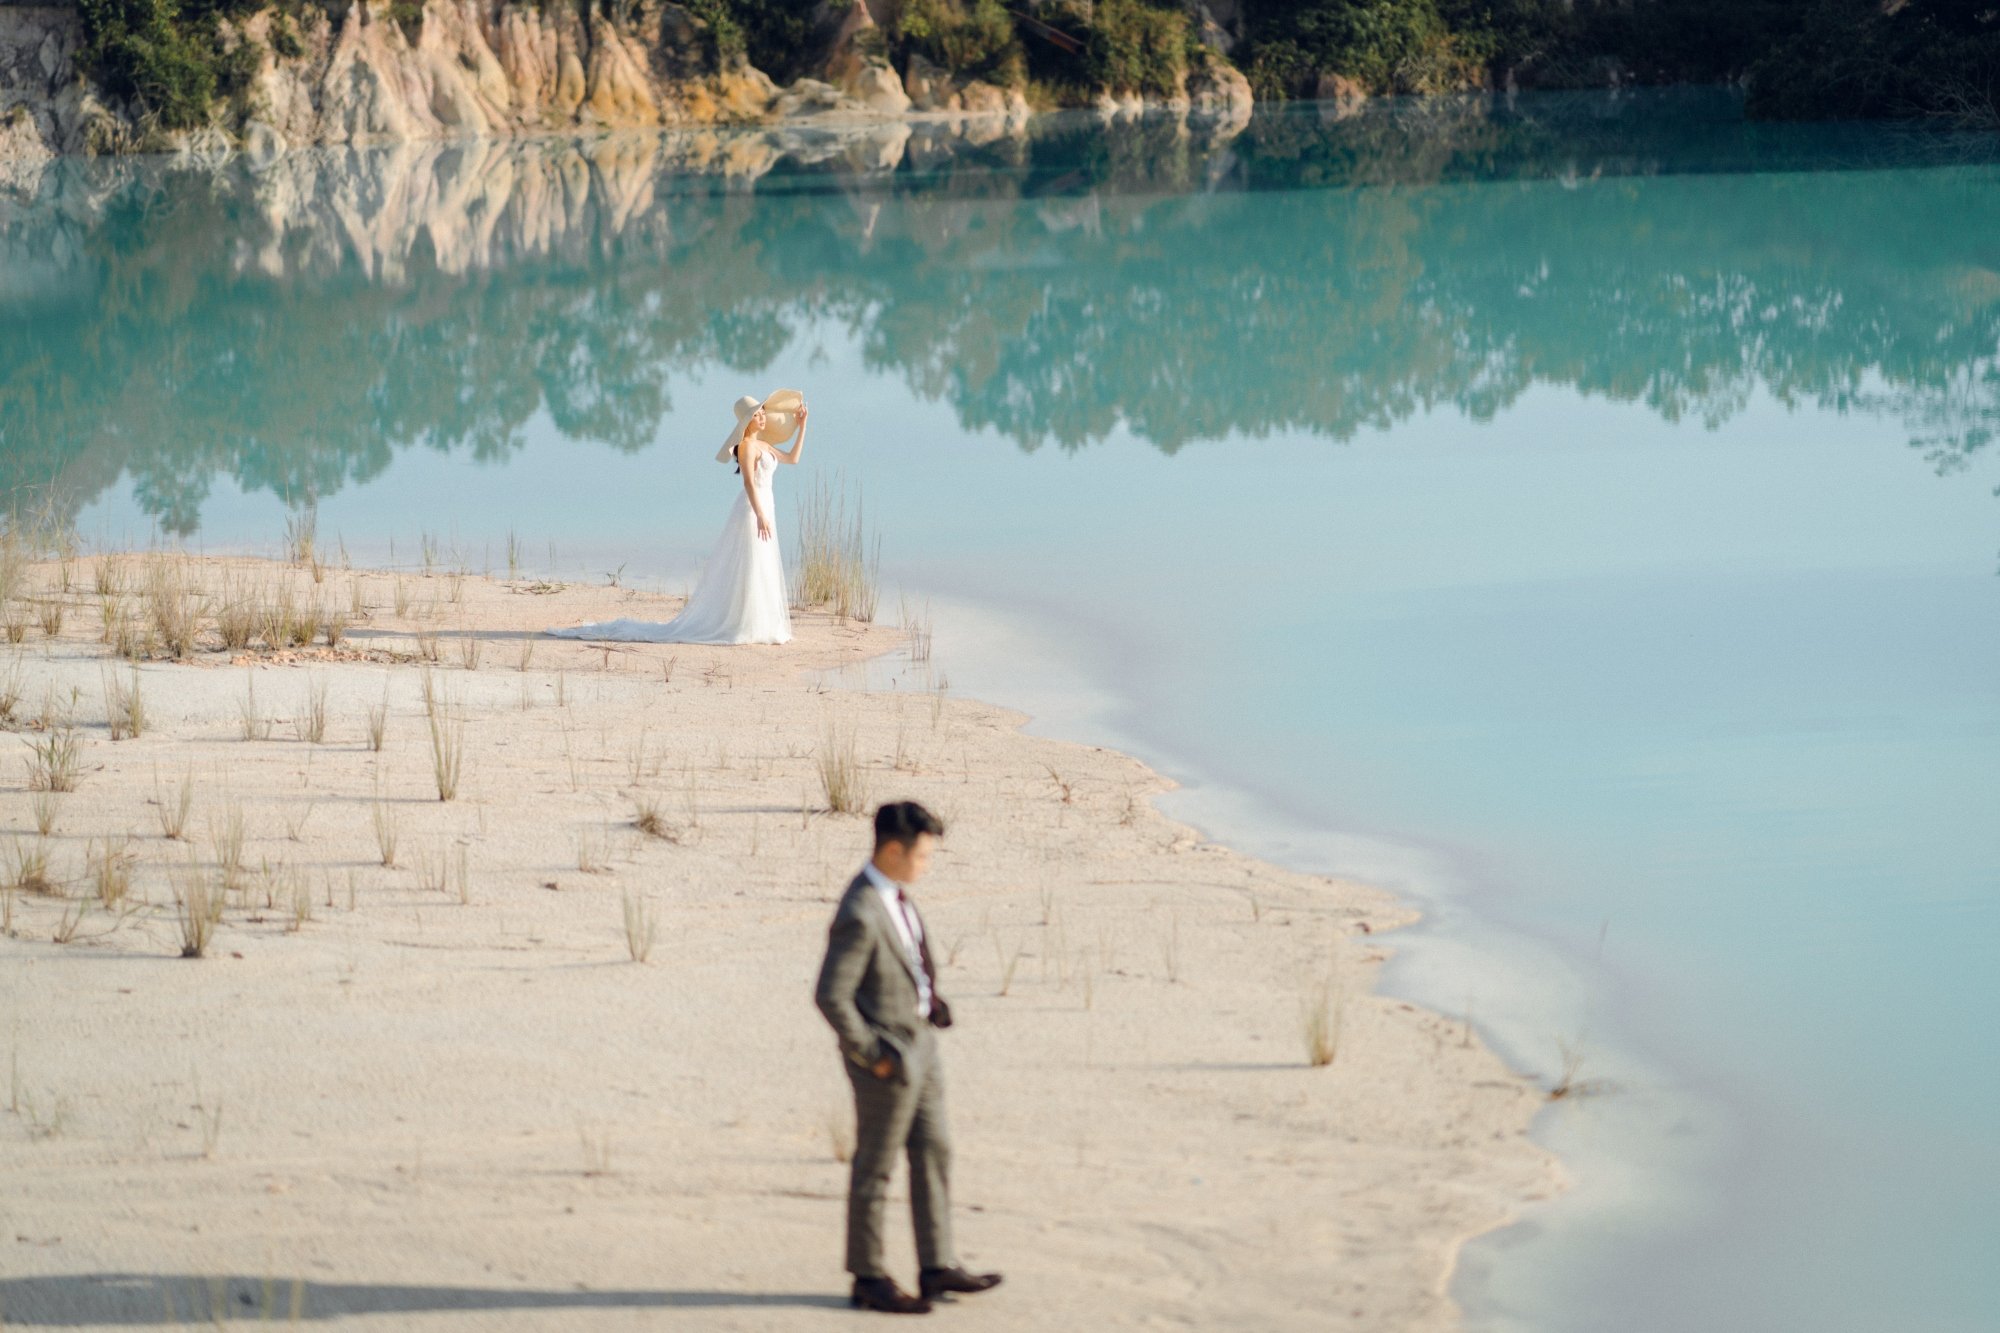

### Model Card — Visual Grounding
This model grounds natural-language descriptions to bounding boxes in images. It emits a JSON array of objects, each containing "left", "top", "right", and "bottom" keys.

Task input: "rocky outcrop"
[
  {"left": 902, "top": 53, "right": 1028, "bottom": 125},
  {"left": 1186, "top": 59, "right": 1253, "bottom": 130},
  {"left": 1316, "top": 70, "right": 1368, "bottom": 105},
  {"left": 1086, "top": 55, "right": 1251, "bottom": 130},
  {"left": 0, "top": 0, "right": 903, "bottom": 159},
  {"left": 816, "top": 0, "right": 910, "bottom": 115},
  {"left": 0, "top": 5, "right": 143, "bottom": 157},
  {"left": 1188, "top": 0, "right": 1243, "bottom": 55},
  {"left": 0, "top": 0, "right": 1262, "bottom": 162}
]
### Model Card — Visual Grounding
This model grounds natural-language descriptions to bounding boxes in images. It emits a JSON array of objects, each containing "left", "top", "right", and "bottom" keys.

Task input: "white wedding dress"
[{"left": 550, "top": 449, "right": 793, "bottom": 645}]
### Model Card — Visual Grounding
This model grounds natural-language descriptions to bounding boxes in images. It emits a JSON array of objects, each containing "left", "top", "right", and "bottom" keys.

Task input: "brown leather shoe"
[
  {"left": 919, "top": 1266, "right": 1003, "bottom": 1300},
  {"left": 850, "top": 1277, "right": 932, "bottom": 1314}
]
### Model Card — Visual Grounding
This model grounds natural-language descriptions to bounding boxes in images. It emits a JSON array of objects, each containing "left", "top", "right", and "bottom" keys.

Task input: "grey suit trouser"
[{"left": 843, "top": 1025, "right": 956, "bottom": 1278}]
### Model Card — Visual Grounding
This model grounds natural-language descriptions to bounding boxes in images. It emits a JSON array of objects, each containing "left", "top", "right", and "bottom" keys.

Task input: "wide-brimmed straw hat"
[{"left": 715, "top": 389, "right": 805, "bottom": 462}]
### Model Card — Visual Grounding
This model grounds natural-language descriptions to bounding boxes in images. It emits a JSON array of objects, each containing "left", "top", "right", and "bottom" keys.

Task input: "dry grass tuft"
[
  {"left": 365, "top": 686, "right": 388, "bottom": 752},
  {"left": 816, "top": 717, "right": 868, "bottom": 814},
  {"left": 144, "top": 556, "right": 206, "bottom": 659},
  {"left": 8, "top": 837, "right": 57, "bottom": 895},
  {"left": 371, "top": 793, "right": 400, "bottom": 868},
  {"left": 901, "top": 595, "right": 933, "bottom": 663},
  {"left": 1546, "top": 1034, "right": 1612, "bottom": 1101},
  {"left": 24, "top": 724, "right": 81, "bottom": 793},
  {"left": 97, "top": 593, "right": 124, "bottom": 645},
  {"left": 284, "top": 508, "right": 318, "bottom": 567},
  {"left": 632, "top": 793, "right": 670, "bottom": 840},
  {"left": 791, "top": 475, "right": 880, "bottom": 622},
  {"left": 414, "top": 841, "right": 451, "bottom": 896},
  {"left": 93, "top": 554, "right": 127, "bottom": 598},
  {"left": 238, "top": 674, "right": 270, "bottom": 741},
  {"left": 295, "top": 674, "right": 328, "bottom": 744},
  {"left": 1301, "top": 953, "right": 1345, "bottom": 1068},
  {"left": 155, "top": 763, "right": 195, "bottom": 840},
  {"left": 30, "top": 788, "right": 61, "bottom": 838},
  {"left": 174, "top": 862, "right": 223, "bottom": 958},
  {"left": 576, "top": 825, "right": 609, "bottom": 874},
  {"left": 88, "top": 835, "right": 135, "bottom": 908},
  {"left": 256, "top": 584, "right": 292, "bottom": 651},
  {"left": 52, "top": 899, "right": 89, "bottom": 945},
  {"left": 424, "top": 689, "right": 466, "bottom": 802},
  {"left": 208, "top": 801, "right": 246, "bottom": 892},
  {"left": 0, "top": 528, "right": 26, "bottom": 605},
  {"left": 621, "top": 891, "right": 657, "bottom": 962},
  {"left": 412, "top": 841, "right": 470, "bottom": 904},
  {"left": 104, "top": 666, "right": 145, "bottom": 741},
  {"left": 286, "top": 871, "right": 314, "bottom": 930},
  {"left": 448, "top": 842, "right": 470, "bottom": 904},
  {"left": 214, "top": 573, "right": 259, "bottom": 652}
]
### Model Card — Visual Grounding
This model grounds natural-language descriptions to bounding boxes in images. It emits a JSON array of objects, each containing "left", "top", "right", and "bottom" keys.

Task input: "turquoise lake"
[{"left": 4, "top": 89, "right": 1997, "bottom": 1330}]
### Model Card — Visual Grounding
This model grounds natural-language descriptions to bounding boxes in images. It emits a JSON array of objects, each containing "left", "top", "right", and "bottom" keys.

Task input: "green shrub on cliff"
[
  {"left": 1081, "top": 0, "right": 1189, "bottom": 97},
  {"left": 1746, "top": 0, "right": 2000, "bottom": 126},
  {"left": 893, "top": 0, "right": 1022, "bottom": 82},
  {"left": 1241, "top": 0, "right": 1497, "bottom": 99},
  {"left": 79, "top": 0, "right": 214, "bottom": 129},
  {"left": 684, "top": 0, "right": 748, "bottom": 64},
  {"left": 76, "top": 0, "right": 264, "bottom": 131},
  {"left": 727, "top": 0, "right": 822, "bottom": 84},
  {"left": 53, "top": 0, "right": 2000, "bottom": 139}
]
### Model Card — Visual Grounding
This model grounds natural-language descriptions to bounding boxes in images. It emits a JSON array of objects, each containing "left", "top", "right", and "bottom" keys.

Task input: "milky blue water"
[{"left": 5, "top": 90, "right": 1997, "bottom": 1331}]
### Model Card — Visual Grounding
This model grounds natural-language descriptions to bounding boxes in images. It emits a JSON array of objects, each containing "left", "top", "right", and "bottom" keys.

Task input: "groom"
[{"left": 813, "top": 802, "right": 1003, "bottom": 1315}]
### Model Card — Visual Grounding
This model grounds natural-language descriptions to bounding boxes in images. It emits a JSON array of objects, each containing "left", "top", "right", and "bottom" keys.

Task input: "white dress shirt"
[{"left": 861, "top": 861, "right": 931, "bottom": 1019}]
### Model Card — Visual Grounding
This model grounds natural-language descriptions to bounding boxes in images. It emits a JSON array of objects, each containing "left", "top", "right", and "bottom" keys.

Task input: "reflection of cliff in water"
[{"left": 4, "top": 91, "right": 1998, "bottom": 534}]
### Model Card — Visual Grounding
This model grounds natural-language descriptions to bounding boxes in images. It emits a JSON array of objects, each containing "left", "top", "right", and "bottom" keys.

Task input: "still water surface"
[{"left": 5, "top": 89, "right": 1997, "bottom": 1331}]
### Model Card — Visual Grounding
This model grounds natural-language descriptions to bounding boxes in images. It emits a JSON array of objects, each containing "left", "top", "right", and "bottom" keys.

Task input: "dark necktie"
[{"left": 895, "top": 886, "right": 937, "bottom": 991}]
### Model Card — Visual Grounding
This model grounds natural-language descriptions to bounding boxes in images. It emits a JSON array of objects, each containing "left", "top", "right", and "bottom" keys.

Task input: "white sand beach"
[{"left": 0, "top": 553, "right": 1561, "bottom": 1330}]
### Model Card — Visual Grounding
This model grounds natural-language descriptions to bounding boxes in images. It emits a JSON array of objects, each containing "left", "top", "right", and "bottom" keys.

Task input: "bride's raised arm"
[{"left": 775, "top": 404, "right": 809, "bottom": 464}]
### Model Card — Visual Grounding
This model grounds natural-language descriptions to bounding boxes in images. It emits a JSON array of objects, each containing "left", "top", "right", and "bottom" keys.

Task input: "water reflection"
[{"left": 4, "top": 90, "right": 1998, "bottom": 536}]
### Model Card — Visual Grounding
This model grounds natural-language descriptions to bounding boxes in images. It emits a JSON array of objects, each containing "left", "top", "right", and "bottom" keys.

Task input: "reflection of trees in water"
[
  {"left": 1, "top": 138, "right": 800, "bottom": 531},
  {"left": 3, "top": 93, "right": 1998, "bottom": 533}
]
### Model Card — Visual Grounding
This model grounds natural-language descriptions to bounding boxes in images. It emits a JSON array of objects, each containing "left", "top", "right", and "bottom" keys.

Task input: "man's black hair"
[{"left": 873, "top": 800, "right": 945, "bottom": 849}]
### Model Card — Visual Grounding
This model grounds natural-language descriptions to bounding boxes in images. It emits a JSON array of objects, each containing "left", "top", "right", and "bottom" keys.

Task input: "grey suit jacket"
[{"left": 814, "top": 871, "right": 952, "bottom": 1080}]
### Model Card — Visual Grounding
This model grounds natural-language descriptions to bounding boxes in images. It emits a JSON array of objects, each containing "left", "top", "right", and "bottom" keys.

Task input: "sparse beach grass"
[
  {"left": 816, "top": 715, "right": 868, "bottom": 814},
  {"left": 296, "top": 674, "right": 329, "bottom": 744},
  {"left": 371, "top": 792, "right": 400, "bottom": 868},
  {"left": 1301, "top": 953, "right": 1346, "bottom": 1068},
  {"left": 621, "top": 890, "right": 657, "bottom": 962},
  {"left": 791, "top": 475, "right": 880, "bottom": 622},
  {"left": 24, "top": 724, "right": 81, "bottom": 793},
  {"left": 30, "top": 787, "right": 61, "bottom": 837},
  {"left": 103, "top": 667, "right": 145, "bottom": 741},
  {"left": 173, "top": 864, "right": 222, "bottom": 958},
  {"left": 0, "top": 541, "right": 1558, "bottom": 1330}
]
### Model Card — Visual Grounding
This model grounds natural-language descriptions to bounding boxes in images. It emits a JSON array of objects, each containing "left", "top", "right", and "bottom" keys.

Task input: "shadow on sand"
[{"left": 0, "top": 1274, "right": 849, "bottom": 1325}]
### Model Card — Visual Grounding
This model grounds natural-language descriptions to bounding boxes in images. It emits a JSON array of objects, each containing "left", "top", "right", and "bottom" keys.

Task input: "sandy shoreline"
[{"left": 0, "top": 552, "right": 1561, "bottom": 1330}]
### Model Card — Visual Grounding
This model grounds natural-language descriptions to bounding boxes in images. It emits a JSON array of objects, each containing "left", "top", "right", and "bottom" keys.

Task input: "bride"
[{"left": 550, "top": 391, "right": 807, "bottom": 645}]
